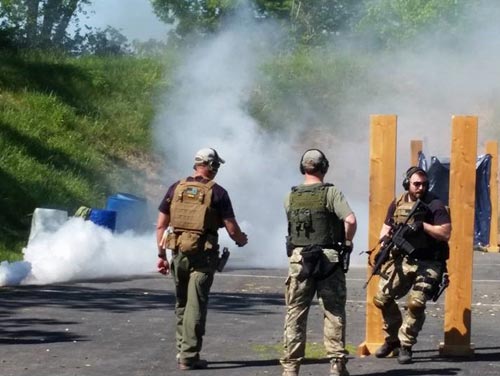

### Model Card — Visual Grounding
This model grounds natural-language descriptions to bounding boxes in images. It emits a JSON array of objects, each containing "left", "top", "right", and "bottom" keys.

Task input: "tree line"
[{"left": 0, "top": 0, "right": 481, "bottom": 55}]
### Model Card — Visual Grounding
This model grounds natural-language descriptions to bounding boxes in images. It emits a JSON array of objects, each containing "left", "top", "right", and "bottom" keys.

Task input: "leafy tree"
[
  {"left": 84, "top": 26, "right": 131, "bottom": 56},
  {"left": 0, "top": 0, "right": 91, "bottom": 48},
  {"left": 357, "top": 0, "right": 477, "bottom": 49},
  {"left": 150, "top": 0, "right": 363, "bottom": 44}
]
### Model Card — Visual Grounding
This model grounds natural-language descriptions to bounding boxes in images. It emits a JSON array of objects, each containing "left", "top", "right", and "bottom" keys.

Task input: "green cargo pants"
[{"left": 170, "top": 251, "right": 217, "bottom": 363}]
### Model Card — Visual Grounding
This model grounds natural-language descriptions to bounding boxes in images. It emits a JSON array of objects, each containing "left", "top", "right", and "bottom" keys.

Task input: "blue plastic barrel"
[
  {"left": 105, "top": 193, "right": 148, "bottom": 233},
  {"left": 89, "top": 209, "right": 117, "bottom": 231}
]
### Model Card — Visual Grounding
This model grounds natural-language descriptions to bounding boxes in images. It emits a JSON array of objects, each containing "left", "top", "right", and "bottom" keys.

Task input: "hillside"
[{"left": 0, "top": 51, "right": 172, "bottom": 261}]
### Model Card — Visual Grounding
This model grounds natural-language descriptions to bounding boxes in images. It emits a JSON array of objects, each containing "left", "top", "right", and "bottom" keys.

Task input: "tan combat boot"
[{"left": 330, "top": 357, "right": 349, "bottom": 376}]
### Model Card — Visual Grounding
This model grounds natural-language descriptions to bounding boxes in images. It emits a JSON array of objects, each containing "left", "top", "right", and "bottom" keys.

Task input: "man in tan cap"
[
  {"left": 156, "top": 147, "right": 248, "bottom": 370},
  {"left": 281, "top": 149, "right": 357, "bottom": 376}
]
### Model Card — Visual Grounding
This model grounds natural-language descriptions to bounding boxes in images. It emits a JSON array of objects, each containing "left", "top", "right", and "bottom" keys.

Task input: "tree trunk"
[
  {"left": 39, "top": 0, "right": 63, "bottom": 46},
  {"left": 52, "top": 0, "right": 79, "bottom": 45},
  {"left": 25, "top": 0, "right": 40, "bottom": 46}
]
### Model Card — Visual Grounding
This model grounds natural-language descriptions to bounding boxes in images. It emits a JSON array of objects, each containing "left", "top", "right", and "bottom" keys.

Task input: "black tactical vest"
[{"left": 287, "top": 184, "right": 342, "bottom": 247}]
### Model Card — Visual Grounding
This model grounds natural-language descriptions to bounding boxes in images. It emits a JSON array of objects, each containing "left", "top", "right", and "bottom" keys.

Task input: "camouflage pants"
[
  {"left": 374, "top": 255, "right": 444, "bottom": 347},
  {"left": 170, "top": 251, "right": 217, "bottom": 363},
  {"left": 280, "top": 248, "right": 348, "bottom": 372}
]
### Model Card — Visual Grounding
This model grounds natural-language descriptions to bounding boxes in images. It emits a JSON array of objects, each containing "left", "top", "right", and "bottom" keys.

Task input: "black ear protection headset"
[
  {"left": 402, "top": 166, "right": 428, "bottom": 190},
  {"left": 299, "top": 149, "right": 329, "bottom": 175},
  {"left": 207, "top": 148, "right": 221, "bottom": 172}
]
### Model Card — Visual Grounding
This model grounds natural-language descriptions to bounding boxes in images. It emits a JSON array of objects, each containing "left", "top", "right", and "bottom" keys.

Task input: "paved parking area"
[{"left": 1, "top": 252, "right": 499, "bottom": 376}]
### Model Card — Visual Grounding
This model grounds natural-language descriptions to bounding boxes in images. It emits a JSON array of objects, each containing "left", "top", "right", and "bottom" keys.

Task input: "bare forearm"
[
  {"left": 344, "top": 213, "right": 357, "bottom": 241},
  {"left": 156, "top": 212, "right": 170, "bottom": 252},
  {"left": 424, "top": 223, "right": 451, "bottom": 242},
  {"left": 224, "top": 218, "right": 248, "bottom": 246}
]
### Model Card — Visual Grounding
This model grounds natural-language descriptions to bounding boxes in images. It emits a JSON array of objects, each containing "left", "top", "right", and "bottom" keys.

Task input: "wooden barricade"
[
  {"left": 410, "top": 140, "right": 423, "bottom": 166},
  {"left": 357, "top": 114, "right": 397, "bottom": 356},
  {"left": 440, "top": 115, "right": 477, "bottom": 357}
]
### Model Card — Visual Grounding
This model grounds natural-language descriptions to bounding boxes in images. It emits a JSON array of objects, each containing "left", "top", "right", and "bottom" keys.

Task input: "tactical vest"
[
  {"left": 393, "top": 194, "right": 427, "bottom": 225},
  {"left": 287, "top": 184, "right": 342, "bottom": 247},
  {"left": 393, "top": 194, "right": 430, "bottom": 254},
  {"left": 169, "top": 179, "right": 220, "bottom": 253}
]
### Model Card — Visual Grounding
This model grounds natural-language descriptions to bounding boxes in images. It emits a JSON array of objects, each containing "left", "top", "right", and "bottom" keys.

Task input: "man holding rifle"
[{"left": 372, "top": 166, "right": 451, "bottom": 364}]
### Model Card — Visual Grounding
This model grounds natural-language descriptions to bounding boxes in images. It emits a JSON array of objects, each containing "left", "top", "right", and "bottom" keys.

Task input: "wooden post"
[
  {"left": 358, "top": 115, "right": 397, "bottom": 356},
  {"left": 486, "top": 141, "right": 499, "bottom": 252},
  {"left": 440, "top": 115, "right": 477, "bottom": 357},
  {"left": 410, "top": 140, "right": 423, "bottom": 166}
]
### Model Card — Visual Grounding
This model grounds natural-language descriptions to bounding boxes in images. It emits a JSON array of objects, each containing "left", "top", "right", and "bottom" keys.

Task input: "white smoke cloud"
[{"left": 0, "top": 218, "right": 155, "bottom": 287}]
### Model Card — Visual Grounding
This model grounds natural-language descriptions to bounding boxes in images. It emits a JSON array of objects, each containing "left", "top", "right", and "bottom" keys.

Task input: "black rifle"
[{"left": 363, "top": 199, "right": 426, "bottom": 288}]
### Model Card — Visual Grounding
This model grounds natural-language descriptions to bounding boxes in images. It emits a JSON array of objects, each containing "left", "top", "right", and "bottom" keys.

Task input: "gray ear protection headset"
[{"left": 299, "top": 149, "right": 329, "bottom": 175}]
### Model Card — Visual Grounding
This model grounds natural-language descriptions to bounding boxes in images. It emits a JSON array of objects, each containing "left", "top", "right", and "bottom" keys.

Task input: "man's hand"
[
  {"left": 235, "top": 232, "right": 248, "bottom": 247},
  {"left": 407, "top": 221, "right": 424, "bottom": 233},
  {"left": 157, "top": 258, "right": 170, "bottom": 275}
]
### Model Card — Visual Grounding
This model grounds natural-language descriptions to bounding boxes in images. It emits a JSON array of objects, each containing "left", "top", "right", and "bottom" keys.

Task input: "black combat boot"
[
  {"left": 375, "top": 340, "right": 400, "bottom": 358},
  {"left": 397, "top": 346, "right": 413, "bottom": 364},
  {"left": 178, "top": 358, "right": 208, "bottom": 370},
  {"left": 330, "top": 357, "right": 349, "bottom": 376}
]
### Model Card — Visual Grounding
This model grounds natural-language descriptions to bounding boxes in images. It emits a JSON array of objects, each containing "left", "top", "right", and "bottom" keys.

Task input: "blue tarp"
[{"left": 418, "top": 152, "right": 492, "bottom": 246}]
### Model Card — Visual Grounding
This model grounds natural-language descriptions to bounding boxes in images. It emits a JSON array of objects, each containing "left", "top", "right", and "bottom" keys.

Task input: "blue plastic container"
[
  {"left": 89, "top": 209, "right": 117, "bottom": 231},
  {"left": 105, "top": 193, "right": 148, "bottom": 233}
]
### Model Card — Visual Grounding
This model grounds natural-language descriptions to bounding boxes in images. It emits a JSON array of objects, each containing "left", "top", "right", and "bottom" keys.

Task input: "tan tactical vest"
[
  {"left": 393, "top": 193, "right": 429, "bottom": 250},
  {"left": 393, "top": 194, "right": 422, "bottom": 225},
  {"left": 169, "top": 179, "right": 220, "bottom": 253}
]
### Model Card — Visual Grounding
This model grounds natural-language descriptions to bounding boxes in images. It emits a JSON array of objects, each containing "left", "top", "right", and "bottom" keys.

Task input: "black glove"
[{"left": 407, "top": 221, "right": 423, "bottom": 233}]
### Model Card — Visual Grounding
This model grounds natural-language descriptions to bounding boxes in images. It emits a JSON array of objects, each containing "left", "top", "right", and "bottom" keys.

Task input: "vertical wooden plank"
[
  {"left": 440, "top": 115, "right": 477, "bottom": 357},
  {"left": 486, "top": 141, "right": 499, "bottom": 252},
  {"left": 410, "top": 139, "right": 423, "bottom": 166},
  {"left": 358, "top": 114, "right": 397, "bottom": 356}
]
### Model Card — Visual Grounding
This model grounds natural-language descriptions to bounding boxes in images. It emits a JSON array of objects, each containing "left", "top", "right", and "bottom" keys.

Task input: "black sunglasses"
[{"left": 412, "top": 181, "right": 428, "bottom": 188}]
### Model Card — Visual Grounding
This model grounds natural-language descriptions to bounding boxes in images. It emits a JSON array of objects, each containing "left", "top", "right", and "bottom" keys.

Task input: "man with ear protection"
[
  {"left": 281, "top": 149, "right": 357, "bottom": 376},
  {"left": 373, "top": 166, "right": 451, "bottom": 364},
  {"left": 156, "top": 147, "right": 248, "bottom": 370}
]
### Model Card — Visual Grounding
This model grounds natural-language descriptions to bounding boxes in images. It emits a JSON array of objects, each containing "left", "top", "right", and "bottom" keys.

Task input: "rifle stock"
[{"left": 364, "top": 199, "right": 426, "bottom": 288}]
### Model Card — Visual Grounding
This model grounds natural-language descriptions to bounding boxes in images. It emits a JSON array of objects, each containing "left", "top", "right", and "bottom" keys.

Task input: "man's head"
[
  {"left": 403, "top": 166, "right": 428, "bottom": 200},
  {"left": 300, "top": 149, "right": 329, "bottom": 175},
  {"left": 194, "top": 148, "right": 225, "bottom": 176}
]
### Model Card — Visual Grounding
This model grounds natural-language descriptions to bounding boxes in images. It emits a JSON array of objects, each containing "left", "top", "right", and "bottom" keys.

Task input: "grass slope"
[{"left": 0, "top": 50, "right": 171, "bottom": 261}]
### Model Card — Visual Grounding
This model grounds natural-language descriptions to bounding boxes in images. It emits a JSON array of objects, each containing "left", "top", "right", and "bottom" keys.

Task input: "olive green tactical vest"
[
  {"left": 288, "top": 184, "right": 342, "bottom": 247},
  {"left": 170, "top": 179, "right": 220, "bottom": 234}
]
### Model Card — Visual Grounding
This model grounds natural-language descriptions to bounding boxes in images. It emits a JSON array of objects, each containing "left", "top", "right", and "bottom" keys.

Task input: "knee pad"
[
  {"left": 407, "top": 297, "right": 425, "bottom": 316},
  {"left": 373, "top": 294, "right": 392, "bottom": 309}
]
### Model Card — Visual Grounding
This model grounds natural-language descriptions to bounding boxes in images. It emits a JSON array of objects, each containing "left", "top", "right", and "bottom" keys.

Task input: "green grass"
[
  {"left": 0, "top": 50, "right": 175, "bottom": 260},
  {"left": 251, "top": 341, "right": 357, "bottom": 360}
]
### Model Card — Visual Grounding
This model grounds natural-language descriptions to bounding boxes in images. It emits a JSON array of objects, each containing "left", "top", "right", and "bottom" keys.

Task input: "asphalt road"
[{"left": 1, "top": 251, "right": 500, "bottom": 376}]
